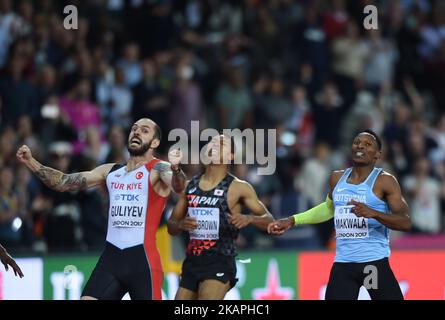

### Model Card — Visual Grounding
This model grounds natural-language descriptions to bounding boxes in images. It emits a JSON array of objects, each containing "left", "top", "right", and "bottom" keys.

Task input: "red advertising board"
[{"left": 299, "top": 251, "right": 445, "bottom": 300}]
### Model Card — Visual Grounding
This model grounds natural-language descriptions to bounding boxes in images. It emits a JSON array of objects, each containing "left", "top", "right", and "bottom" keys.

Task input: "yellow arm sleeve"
[{"left": 293, "top": 195, "right": 335, "bottom": 225}]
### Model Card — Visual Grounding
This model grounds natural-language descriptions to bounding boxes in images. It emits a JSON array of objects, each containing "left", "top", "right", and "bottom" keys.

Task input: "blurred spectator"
[
  {"left": 294, "top": 142, "right": 331, "bottom": 206},
  {"left": 417, "top": 2, "right": 445, "bottom": 62},
  {"left": 0, "top": 0, "right": 30, "bottom": 67},
  {"left": 271, "top": 156, "right": 322, "bottom": 249},
  {"left": 403, "top": 157, "right": 442, "bottom": 234},
  {"left": 284, "top": 84, "right": 314, "bottom": 154},
  {"left": 116, "top": 42, "right": 142, "bottom": 88},
  {"left": 58, "top": 77, "right": 103, "bottom": 154},
  {"left": 0, "top": 166, "right": 21, "bottom": 246},
  {"left": 16, "top": 115, "right": 41, "bottom": 154},
  {"left": 255, "top": 73, "right": 292, "bottom": 127},
  {"left": 107, "top": 66, "right": 133, "bottom": 129},
  {"left": 75, "top": 156, "right": 107, "bottom": 251},
  {"left": 430, "top": 114, "right": 445, "bottom": 169},
  {"left": 14, "top": 165, "right": 36, "bottom": 246},
  {"left": 363, "top": 29, "right": 398, "bottom": 91},
  {"left": 331, "top": 20, "right": 369, "bottom": 99},
  {"left": 0, "top": 126, "right": 17, "bottom": 166},
  {"left": 0, "top": 54, "right": 39, "bottom": 125},
  {"left": 80, "top": 126, "right": 109, "bottom": 166},
  {"left": 323, "top": 0, "right": 348, "bottom": 41},
  {"left": 169, "top": 58, "right": 205, "bottom": 134},
  {"left": 36, "top": 64, "right": 59, "bottom": 111},
  {"left": 311, "top": 81, "right": 347, "bottom": 148},
  {"left": 292, "top": 4, "right": 329, "bottom": 87},
  {"left": 104, "top": 124, "right": 129, "bottom": 164},
  {"left": 132, "top": 58, "right": 169, "bottom": 139},
  {"left": 39, "top": 142, "right": 81, "bottom": 251},
  {"left": 216, "top": 65, "right": 253, "bottom": 129}
]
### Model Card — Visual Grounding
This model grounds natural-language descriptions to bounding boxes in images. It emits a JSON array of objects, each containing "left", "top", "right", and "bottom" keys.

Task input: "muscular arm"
[
  {"left": 17, "top": 145, "right": 113, "bottom": 192},
  {"left": 268, "top": 171, "right": 341, "bottom": 235},
  {"left": 373, "top": 175, "right": 411, "bottom": 231},
  {"left": 167, "top": 192, "right": 188, "bottom": 236},
  {"left": 25, "top": 158, "right": 113, "bottom": 192},
  {"left": 153, "top": 161, "right": 186, "bottom": 194},
  {"left": 167, "top": 184, "right": 197, "bottom": 236},
  {"left": 233, "top": 181, "right": 274, "bottom": 231},
  {"left": 0, "top": 242, "right": 24, "bottom": 278},
  {"left": 349, "top": 174, "right": 411, "bottom": 232}
]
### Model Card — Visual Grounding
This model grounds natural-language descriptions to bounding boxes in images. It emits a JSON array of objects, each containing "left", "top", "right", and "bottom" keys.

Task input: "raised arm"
[
  {"left": 152, "top": 149, "right": 186, "bottom": 194},
  {"left": 228, "top": 180, "right": 274, "bottom": 231},
  {"left": 16, "top": 145, "right": 113, "bottom": 192}
]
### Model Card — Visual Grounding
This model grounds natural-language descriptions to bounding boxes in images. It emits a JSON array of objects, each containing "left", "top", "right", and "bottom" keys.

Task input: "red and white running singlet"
[{"left": 105, "top": 159, "right": 167, "bottom": 250}]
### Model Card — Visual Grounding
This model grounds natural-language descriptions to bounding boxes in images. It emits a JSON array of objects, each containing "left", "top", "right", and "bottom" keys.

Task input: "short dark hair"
[{"left": 360, "top": 129, "right": 382, "bottom": 150}]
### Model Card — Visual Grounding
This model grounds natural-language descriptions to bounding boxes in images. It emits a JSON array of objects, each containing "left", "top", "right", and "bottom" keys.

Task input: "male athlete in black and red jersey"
[
  {"left": 17, "top": 118, "right": 186, "bottom": 300},
  {"left": 167, "top": 135, "right": 274, "bottom": 300}
]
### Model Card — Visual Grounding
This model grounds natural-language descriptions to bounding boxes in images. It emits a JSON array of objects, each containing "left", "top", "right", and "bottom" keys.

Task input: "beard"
[{"left": 127, "top": 140, "right": 152, "bottom": 156}]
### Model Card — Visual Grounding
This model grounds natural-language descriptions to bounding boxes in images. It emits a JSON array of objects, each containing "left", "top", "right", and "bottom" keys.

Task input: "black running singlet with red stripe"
[{"left": 185, "top": 173, "right": 238, "bottom": 257}]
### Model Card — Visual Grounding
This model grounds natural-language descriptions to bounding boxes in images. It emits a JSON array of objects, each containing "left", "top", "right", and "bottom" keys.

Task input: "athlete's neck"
[
  {"left": 202, "top": 164, "right": 228, "bottom": 183},
  {"left": 350, "top": 165, "right": 375, "bottom": 183},
  {"left": 127, "top": 153, "right": 154, "bottom": 172}
]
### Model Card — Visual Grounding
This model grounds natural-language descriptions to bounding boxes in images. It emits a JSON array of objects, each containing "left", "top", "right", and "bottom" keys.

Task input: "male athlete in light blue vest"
[{"left": 268, "top": 130, "right": 411, "bottom": 300}]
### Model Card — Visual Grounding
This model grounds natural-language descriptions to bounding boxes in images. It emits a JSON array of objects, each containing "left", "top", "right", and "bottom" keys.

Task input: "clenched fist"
[
  {"left": 16, "top": 145, "right": 33, "bottom": 164},
  {"left": 168, "top": 148, "right": 183, "bottom": 167}
]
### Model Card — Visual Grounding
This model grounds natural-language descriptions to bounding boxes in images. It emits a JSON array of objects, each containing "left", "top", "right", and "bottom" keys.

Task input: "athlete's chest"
[{"left": 107, "top": 167, "right": 150, "bottom": 197}]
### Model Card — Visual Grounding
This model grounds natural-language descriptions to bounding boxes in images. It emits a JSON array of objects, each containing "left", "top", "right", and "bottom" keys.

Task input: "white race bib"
[
  {"left": 188, "top": 207, "right": 220, "bottom": 240},
  {"left": 109, "top": 196, "right": 146, "bottom": 228},
  {"left": 334, "top": 205, "right": 369, "bottom": 239}
]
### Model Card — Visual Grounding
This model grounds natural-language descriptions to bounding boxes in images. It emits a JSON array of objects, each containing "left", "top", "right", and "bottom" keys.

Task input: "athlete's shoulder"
[
  {"left": 331, "top": 169, "right": 346, "bottom": 176},
  {"left": 98, "top": 163, "right": 119, "bottom": 176},
  {"left": 230, "top": 177, "right": 256, "bottom": 195},
  {"left": 330, "top": 170, "right": 345, "bottom": 182},
  {"left": 376, "top": 170, "right": 400, "bottom": 186}
]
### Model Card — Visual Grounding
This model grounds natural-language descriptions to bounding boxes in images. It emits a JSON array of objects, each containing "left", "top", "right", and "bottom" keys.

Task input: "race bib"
[
  {"left": 109, "top": 195, "right": 147, "bottom": 228},
  {"left": 334, "top": 205, "right": 369, "bottom": 239},
  {"left": 188, "top": 207, "right": 220, "bottom": 240}
]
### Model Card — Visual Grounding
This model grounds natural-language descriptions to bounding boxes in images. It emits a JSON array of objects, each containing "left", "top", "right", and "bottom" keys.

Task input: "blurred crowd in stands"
[{"left": 1, "top": 0, "right": 445, "bottom": 253}]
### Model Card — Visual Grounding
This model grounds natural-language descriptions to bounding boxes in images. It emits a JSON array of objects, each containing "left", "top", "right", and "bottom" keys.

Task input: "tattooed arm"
[
  {"left": 17, "top": 145, "right": 114, "bottom": 192},
  {"left": 153, "top": 161, "right": 187, "bottom": 194}
]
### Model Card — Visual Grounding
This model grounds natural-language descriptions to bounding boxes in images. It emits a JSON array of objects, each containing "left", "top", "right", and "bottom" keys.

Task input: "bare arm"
[
  {"left": 17, "top": 145, "right": 113, "bottom": 192},
  {"left": 229, "top": 181, "right": 274, "bottom": 231},
  {"left": 0, "top": 243, "right": 24, "bottom": 278},
  {"left": 268, "top": 170, "right": 342, "bottom": 234},
  {"left": 349, "top": 174, "right": 411, "bottom": 232},
  {"left": 153, "top": 161, "right": 187, "bottom": 194},
  {"left": 374, "top": 174, "right": 411, "bottom": 231},
  {"left": 152, "top": 149, "right": 186, "bottom": 193},
  {"left": 167, "top": 185, "right": 197, "bottom": 236}
]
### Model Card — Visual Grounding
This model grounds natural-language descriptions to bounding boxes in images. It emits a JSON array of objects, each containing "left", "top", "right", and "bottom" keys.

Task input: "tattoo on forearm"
[
  {"left": 35, "top": 165, "right": 87, "bottom": 192},
  {"left": 153, "top": 162, "right": 171, "bottom": 173},
  {"left": 154, "top": 162, "right": 186, "bottom": 192}
]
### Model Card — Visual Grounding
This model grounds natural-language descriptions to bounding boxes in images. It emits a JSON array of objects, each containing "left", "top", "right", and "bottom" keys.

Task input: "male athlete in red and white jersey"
[{"left": 16, "top": 118, "right": 186, "bottom": 300}]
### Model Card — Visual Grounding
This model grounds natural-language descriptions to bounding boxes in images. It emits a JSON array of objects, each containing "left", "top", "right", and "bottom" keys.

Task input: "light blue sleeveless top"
[{"left": 332, "top": 167, "right": 390, "bottom": 263}]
